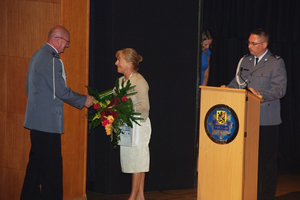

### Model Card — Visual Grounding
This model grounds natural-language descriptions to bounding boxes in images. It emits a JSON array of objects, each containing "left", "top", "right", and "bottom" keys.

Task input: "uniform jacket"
[
  {"left": 24, "top": 43, "right": 87, "bottom": 134},
  {"left": 227, "top": 50, "right": 287, "bottom": 125}
]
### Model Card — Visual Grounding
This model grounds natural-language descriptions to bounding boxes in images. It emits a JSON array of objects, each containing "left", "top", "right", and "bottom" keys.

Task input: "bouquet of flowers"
[{"left": 87, "top": 79, "right": 143, "bottom": 146}]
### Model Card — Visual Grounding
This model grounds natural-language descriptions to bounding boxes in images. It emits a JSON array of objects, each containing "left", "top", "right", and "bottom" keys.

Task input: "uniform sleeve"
[
  {"left": 259, "top": 59, "right": 287, "bottom": 102},
  {"left": 47, "top": 57, "right": 87, "bottom": 109}
]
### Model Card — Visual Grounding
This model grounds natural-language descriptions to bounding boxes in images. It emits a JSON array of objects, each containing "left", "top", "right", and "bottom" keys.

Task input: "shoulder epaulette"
[
  {"left": 243, "top": 54, "right": 251, "bottom": 58},
  {"left": 271, "top": 54, "right": 281, "bottom": 60}
]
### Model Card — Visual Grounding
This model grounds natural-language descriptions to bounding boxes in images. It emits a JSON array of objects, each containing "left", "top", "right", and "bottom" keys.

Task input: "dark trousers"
[
  {"left": 20, "top": 130, "right": 63, "bottom": 200},
  {"left": 257, "top": 125, "right": 279, "bottom": 200}
]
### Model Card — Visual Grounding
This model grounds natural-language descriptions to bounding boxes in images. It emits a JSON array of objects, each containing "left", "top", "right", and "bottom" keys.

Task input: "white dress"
[
  {"left": 120, "top": 118, "right": 151, "bottom": 173},
  {"left": 119, "top": 72, "right": 151, "bottom": 173}
]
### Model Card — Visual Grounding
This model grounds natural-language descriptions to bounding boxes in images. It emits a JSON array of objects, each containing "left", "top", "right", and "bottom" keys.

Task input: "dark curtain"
[
  {"left": 203, "top": 0, "right": 300, "bottom": 172},
  {"left": 87, "top": 0, "right": 300, "bottom": 195},
  {"left": 88, "top": 0, "right": 200, "bottom": 194}
]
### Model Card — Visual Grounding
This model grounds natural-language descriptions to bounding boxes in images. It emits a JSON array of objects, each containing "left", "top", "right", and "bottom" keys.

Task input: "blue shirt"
[{"left": 201, "top": 48, "right": 211, "bottom": 85}]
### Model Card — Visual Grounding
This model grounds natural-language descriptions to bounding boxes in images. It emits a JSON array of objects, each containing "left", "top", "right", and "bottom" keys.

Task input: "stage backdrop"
[
  {"left": 88, "top": 0, "right": 200, "bottom": 194},
  {"left": 88, "top": 0, "right": 300, "bottom": 195}
]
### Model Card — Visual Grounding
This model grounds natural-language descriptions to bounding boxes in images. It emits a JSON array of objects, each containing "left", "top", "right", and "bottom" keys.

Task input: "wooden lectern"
[{"left": 197, "top": 86, "right": 262, "bottom": 200}]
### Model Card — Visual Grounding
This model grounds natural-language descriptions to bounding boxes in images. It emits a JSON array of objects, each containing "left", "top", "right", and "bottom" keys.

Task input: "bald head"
[
  {"left": 48, "top": 25, "right": 69, "bottom": 40},
  {"left": 47, "top": 25, "right": 70, "bottom": 53}
]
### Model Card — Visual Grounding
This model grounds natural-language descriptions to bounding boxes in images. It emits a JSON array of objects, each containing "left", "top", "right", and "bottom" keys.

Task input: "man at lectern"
[{"left": 221, "top": 28, "right": 287, "bottom": 200}]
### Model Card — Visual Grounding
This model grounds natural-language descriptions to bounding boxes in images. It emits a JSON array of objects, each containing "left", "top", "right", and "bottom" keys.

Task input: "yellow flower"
[
  {"left": 100, "top": 100, "right": 110, "bottom": 108},
  {"left": 107, "top": 115, "right": 114, "bottom": 123},
  {"left": 92, "top": 100, "right": 99, "bottom": 104},
  {"left": 105, "top": 124, "right": 112, "bottom": 135},
  {"left": 92, "top": 113, "right": 100, "bottom": 121}
]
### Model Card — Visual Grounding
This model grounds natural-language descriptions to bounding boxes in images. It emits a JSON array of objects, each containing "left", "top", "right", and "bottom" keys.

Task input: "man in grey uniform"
[
  {"left": 222, "top": 28, "right": 287, "bottom": 199},
  {"left": 21, "top": 25, "right": 94, "bottom": 200}
]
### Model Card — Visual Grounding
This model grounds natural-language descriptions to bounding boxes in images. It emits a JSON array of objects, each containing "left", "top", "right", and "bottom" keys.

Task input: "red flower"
[
  {"left": 102, "top": 119, "right": 110, "bottom": 127},
  {"left": 107, "top": 97, "right": 119, "bottom": 108},
  {"left": 94, "top": 103, "right": 100, "bottom": 110},
  {"left": 100, "top": 110, "right": 118, "bottom": 120},
  {"left": 121, "top": 96, "right": 128, "bottom": 102}
]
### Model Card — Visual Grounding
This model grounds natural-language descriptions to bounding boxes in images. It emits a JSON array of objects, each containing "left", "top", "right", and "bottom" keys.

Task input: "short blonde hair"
[{"left": 116, "top": 48, "right": 143, "bottom": 72}]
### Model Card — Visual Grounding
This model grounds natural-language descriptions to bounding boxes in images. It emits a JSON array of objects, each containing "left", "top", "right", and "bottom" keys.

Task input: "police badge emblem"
[{"left": 204, "top": 104, "right": 239, "bottom": 144}]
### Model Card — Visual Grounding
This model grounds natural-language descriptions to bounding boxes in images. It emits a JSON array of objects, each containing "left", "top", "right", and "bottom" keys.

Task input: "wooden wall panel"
[
  {"left": 22, "top": 0, "right": 60, "bottom": 3},
  {"left": 0, "top": 56, "right": 7, "bottom": 112},
  {"left": 8, "top": 0, "right": 60, "bottom": 58},
  {"left": 0, "top": 112, "right": 7, "bottom": 168},
  {"left": 1, "top": 0, "right": 90, "bottom": 199},
  {"left": 61, "top": 0, "right": 90, "bottom": 92},
  {"left": 7, "top": 57, "right": 30, "bottom": 114},
  {"left": 62, "top": 104, "right": 88, "bottom": 199},
  {"left": 0, "top": 167, "right": 6, "bottom": 199},
  {"left": 61, "top": 0, "right": 90, "bottom": 198},
  {"left": 3, "top": 112, "right": 30, "bottom": 169},
  {"left": 0, "top": 0, "right": 8, "bottom": 56},
  {"left": 0, "top": 112, "right": 29, "bottom": 200},
  {"left": 0, "top": 167, "right": 26, "bottom": 200}
]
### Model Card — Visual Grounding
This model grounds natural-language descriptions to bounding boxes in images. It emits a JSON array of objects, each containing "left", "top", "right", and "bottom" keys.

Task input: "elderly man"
[{"left": 21, "top": 25, "right": 93, "bottom": 200}]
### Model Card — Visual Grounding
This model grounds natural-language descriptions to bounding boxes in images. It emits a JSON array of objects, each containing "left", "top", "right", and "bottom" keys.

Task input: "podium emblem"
[
  {"left": 204, "top": 104, "right": 239, "bottom": 144},
  {"left": 216, "top": 111, "right": 227, "bottom": 124}
]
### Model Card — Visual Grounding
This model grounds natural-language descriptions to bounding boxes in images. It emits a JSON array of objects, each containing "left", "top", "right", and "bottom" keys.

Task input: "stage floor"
[{"left": 87, "top": 173, "right": 300, "bottom": 200}]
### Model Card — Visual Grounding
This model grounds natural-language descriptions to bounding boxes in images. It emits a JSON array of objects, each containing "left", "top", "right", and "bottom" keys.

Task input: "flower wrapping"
[{"left": 87, "top": 79, "right": 143, "bottom": 147}]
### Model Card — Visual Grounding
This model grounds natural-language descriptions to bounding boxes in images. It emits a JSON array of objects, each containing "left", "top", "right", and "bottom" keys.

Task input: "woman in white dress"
[{"left": 115, "top": 48, "right": 151, "bottom": 200}]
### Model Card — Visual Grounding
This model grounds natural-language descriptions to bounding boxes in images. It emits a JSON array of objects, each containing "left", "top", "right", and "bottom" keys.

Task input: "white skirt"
[{"left": 120, "top": 118, "right": 151, "bottom": 173}]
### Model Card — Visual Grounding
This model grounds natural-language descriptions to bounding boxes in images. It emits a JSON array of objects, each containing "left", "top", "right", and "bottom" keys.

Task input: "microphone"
[
  {"left": 239, "top": 67, "right": 252, "bottom": 93},
  {"left": 235, "top": 57, "right": 252, "bottom": 94}
]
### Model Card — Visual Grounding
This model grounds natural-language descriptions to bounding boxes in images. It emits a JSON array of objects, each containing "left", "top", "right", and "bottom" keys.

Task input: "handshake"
[{"left": 84, "top": 95, "right": 95, "bottom": 108}]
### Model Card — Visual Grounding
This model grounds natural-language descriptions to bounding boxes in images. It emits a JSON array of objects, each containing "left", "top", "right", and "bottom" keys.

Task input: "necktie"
[{"left": 255, "top": 57, "right": 259, "bottom": 65}]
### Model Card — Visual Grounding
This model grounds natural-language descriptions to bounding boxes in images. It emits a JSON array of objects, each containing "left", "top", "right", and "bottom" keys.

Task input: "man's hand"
[
  {"left": 85, "top": 95, "right": 94, "bottom": 108},
  {"left": 248, "top": 87, "right": 260, "bottom": 96},
  {"left": 220, "top": 85, "right": 228, "bottom": 88},
  {"left": 248, "top": 87, "right": 262, "bottom": 98}
]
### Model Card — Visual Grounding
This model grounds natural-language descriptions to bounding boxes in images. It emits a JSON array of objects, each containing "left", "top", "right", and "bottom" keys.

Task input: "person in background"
[
  {"left": 201, "top": 29, "right": 213, "bottom": 86},
  {"left": 21, "top": 25, "right": 94, "bottom": 200},
  {"left": 221, "top": 28, "right": 287, "bottom": 200},
  {"left": 115, "top": 48, "right": 151, "bottom": 200}
]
